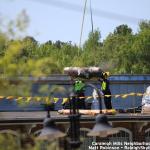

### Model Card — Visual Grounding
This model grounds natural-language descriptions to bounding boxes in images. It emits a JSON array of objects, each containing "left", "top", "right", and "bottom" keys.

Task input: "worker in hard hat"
[
  {"left": 63, "top": 79, "right": 86, "bottom": 109},
  {"left": 74, "top": 79, "right": 86, "bottom": 109},
  {"left": 101, "top": 72, "right": 112, "bottom": 110}
]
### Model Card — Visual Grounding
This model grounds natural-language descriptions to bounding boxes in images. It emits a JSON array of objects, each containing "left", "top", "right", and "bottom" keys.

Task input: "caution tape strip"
[{"left": 0, "top": 92, "right": 150, "bottom": 104}]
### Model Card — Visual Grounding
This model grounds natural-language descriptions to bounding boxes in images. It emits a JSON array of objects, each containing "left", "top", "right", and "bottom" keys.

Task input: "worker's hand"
[{"left": 100, "top": 91, "right": 104, "bottom": 96}]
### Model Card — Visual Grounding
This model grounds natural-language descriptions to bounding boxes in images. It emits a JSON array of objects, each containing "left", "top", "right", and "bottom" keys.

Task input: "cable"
[
  {"left": 90, "top": 0, "right": 94, "bottom": 33},
  {"left": 79, "top": 0, "right": 88, "bottom": 49}
]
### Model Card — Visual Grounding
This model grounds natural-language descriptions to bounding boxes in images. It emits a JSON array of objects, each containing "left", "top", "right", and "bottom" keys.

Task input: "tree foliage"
[
  {"left": 0, "top": 12, "right": 150, "bottom": 78},
  {"left": 0, "top": 133, "right": 59, "bottom": 150}
]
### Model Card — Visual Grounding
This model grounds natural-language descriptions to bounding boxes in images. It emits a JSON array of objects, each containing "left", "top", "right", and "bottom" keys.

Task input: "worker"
[
  {"left": 101, "top": 72, "right": 112, "bottom": 110},
  {"left": 74, "top": 79, "right": 86, "bottom": 109}
]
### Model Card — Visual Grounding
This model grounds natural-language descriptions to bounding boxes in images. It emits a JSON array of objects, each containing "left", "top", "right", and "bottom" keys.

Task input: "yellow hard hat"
[
  {"left": 103, "top": 72, "right": 110, "bottom": 78},
  {"left": 105, "top": 72, "right": 110, "bottom": 76}
]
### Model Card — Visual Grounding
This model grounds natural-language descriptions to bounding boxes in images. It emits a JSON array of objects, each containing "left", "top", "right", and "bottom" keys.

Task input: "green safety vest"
[
  {"left": 74, "top": 81, "right": 85, "bottom": 92},
  {"left": 101, "top": 81, "right": 107, "bottom": 91}
]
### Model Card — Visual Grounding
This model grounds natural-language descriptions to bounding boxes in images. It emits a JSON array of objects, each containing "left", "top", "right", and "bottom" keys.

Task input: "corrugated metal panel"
[
  {"left": 110, "top": 83, "right": 148, "bottom": 109},
  {"left": 0, "top": 99, "right": 45, "bottom": 111},
  {"left": 110, "top": 75, "right": 150, "bottom": 82}
]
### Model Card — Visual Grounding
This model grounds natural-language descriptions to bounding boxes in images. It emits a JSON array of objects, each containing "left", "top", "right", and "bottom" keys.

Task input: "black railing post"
[{"left": 68, "top": 92, "right": 81, "bottom": 149}]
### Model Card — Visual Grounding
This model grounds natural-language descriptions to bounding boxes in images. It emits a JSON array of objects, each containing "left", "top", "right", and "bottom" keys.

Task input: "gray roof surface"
[{"left": 0, "top": 111, "right": 150, "bottom": 125}]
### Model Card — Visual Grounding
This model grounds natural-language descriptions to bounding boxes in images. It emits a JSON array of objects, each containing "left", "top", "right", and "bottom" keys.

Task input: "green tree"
[
  {"left": 130, "top": 21, "right": 150, "bottom": 73},
  {"left": 0, "top": 33, "right": 7, "bottom": 56},
  {"left": 102, "top": 24, "right": 134, "bottom": 73},
  {"left": 114, "top": 24, "right": 132, "bottom": 36},
  {"left": 82, "top": 29, "right": 102, "bottom": 66},
  {"left": 139, "top": 20, "right": 150, "bottom": 31}
]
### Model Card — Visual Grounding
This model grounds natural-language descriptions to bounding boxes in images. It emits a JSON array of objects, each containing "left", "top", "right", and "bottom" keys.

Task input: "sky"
[{"left": 0, "top": 0, "right": 150, "bottom": 45}]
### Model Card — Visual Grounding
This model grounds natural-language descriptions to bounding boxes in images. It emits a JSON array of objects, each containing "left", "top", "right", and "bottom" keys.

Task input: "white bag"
[{"left": 142, "top": 86, "right": 150, "bottom": 113}]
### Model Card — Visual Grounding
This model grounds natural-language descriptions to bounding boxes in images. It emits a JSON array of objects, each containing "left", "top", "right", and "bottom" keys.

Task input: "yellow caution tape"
[
  {"left": 36, "top": 97, "right": 42, "bottom": 102},
  {"left": 85, "top": 96, "right": 93, "bottom": 100},
  {"left": 62, "top": 98, "right": 69, "bottom": 105},
  {"left": 45, "top": 97, "right": 51, "bottom": 104},
  {"left": 129, "top": 92, "right": 136, "bottom": 96},
  {"left": 53, "top": 98, "right": 59, "bottom": 103},
  {"left": 0, "top": 92, "right": 149, "bottom": 104},
  {"left": 26, "top": 97, "right": 32, "bottom": 102},
  {"left": 121, "top": 94, "right": 128, "bottom": 98},
  {"left": 16, "top": 97, "right": 23, "bottom": 101},
  {"left": 6, "top": 96, "right": 14, "bottom": 100},
  {"left": 114, "top": 95, "right": 120, "bottom": 98},
  {"left": 136, "top": 93, "right": 143, "bottom": 96}
]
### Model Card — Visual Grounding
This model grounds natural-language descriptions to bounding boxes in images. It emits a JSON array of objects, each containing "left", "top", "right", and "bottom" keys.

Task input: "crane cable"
[
  {"left": 79, "top": 0, "right": 94, "bottom": 50},
  {"left": 79, "top": 0, "right": 88, "bottom": 49},
  {"left": 90, "top": 0, "right": 94, "bottom": 33}
]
